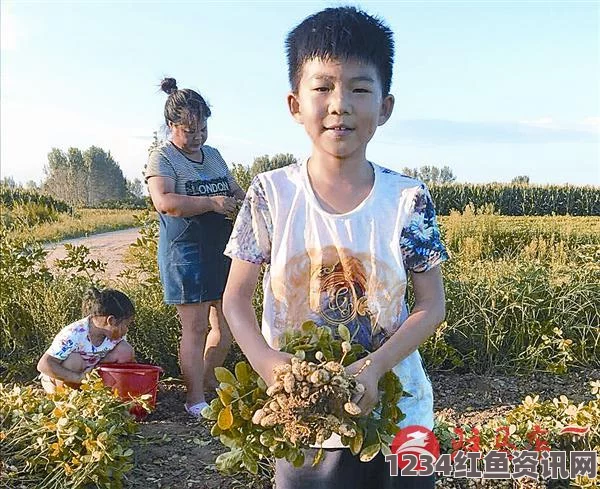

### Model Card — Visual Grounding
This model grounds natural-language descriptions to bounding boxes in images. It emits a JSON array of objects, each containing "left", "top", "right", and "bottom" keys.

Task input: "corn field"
[{"left": 429, "top": 183, "right": 600, "bottom": 216}]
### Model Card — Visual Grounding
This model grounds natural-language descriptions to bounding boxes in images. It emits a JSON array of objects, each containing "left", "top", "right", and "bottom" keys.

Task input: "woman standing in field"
[{"left": 144, "top": 78, "right": 245, "bottom": 417}]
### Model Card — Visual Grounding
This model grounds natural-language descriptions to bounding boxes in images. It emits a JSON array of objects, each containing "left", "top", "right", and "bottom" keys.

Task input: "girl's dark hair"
[
  {"left": 285, "top": 6, "right": 395, "bottom": 96},
  {"left": 160, "top": 77, "right": 211, "bottom": 127},
  {"left": 82, "top": 287, "right": 135, "bottom": 320}
]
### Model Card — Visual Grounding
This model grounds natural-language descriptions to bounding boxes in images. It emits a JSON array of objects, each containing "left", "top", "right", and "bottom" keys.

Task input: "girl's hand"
[
  {"left": 346, "top": 356, "right": 382, "bottom": 415},
  {"left": 210, "top": 196, "right": 237, "bottom": 215}
]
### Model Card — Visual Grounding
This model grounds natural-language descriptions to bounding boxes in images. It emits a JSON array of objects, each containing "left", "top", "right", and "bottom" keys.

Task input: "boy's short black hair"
[{"left": 285, "top": 6, "right": 394, "bottom": 95}]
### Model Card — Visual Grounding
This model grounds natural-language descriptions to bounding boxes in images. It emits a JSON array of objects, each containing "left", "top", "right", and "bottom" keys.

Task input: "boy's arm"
[
  {"left": 223, "top": 258, "right": 292, "bottom": 386},
  {"left": 348, "top": 265, "right": 446, "bottom": 412},
  {"left": 37, "top": 353, "right": 84, "bottom": 384}
]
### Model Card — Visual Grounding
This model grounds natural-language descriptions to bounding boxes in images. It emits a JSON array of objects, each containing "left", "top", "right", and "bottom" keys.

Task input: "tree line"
[
  {"left": 41, "top": 146, "right": 144, "bottom": 207},
  {"left": 10, "top": 135, "right": 544, "bottom": 209},
  {"left": 229, "top": 156, "right": 459, "bottom": 192}
]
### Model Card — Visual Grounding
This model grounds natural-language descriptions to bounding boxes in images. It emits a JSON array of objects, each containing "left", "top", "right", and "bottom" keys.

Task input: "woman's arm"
[
  {"left": 147, "top": 176, "right": 236, "bottom": 218},
  {"left": 37, "top": 353, "right": 84, "bottom": 384},
  {"left": 223, "top": 258, "right": 292, "bottom": 386}
]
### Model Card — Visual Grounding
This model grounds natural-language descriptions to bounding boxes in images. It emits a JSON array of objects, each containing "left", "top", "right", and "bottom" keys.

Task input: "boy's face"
[{"left": 287, "top": 58, "right": 394, "bottom": 162}]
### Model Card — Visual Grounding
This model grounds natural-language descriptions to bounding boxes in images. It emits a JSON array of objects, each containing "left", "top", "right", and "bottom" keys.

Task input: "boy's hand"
[
  {"left": 255, "top": 350, "right": 295, "bottom": 387},
  {"left": 346, "top": 356, "right": 382, "bottom": 415}
]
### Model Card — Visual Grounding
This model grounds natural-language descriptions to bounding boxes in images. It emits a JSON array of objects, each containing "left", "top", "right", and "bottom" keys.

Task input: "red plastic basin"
[{"left": 98, "top": 362, "right": 163, "bottom": 421}]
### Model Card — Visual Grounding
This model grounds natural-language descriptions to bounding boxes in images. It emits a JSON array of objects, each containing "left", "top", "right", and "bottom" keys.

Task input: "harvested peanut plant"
[{"left": 202, "top": 321, "right": 405, "bottom": 475}]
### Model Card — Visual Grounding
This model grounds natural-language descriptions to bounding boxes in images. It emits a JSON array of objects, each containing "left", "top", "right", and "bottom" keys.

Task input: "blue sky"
[{"left": 1, "top": 1, "right": 598, "bottom": 186}]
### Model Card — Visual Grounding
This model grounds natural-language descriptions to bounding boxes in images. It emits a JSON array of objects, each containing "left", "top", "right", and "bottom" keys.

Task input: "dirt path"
[{"left": 44, "top": 227, "right": 142, "bottom": 278}]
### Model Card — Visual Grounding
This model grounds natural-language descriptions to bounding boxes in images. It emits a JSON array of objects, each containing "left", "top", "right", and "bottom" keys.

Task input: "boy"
[{"left": 223, "top": 6, "right": 448, "bottom": 489}]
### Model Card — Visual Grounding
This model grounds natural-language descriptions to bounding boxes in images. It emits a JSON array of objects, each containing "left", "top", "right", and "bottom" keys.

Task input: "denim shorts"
[{"left": 157, "top": 213, "right": 232, "bottom": 304}]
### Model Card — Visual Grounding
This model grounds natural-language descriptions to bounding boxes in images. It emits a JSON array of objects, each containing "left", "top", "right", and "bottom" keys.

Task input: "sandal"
[{"left": 184, "top": 401, "right": 209, "bottom": 418}]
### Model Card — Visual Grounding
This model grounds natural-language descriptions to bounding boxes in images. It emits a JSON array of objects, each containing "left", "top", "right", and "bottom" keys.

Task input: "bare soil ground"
[
  {"left": 45, "top": 231, "right": 597, "bottom": 488},
  {"left": 124, "top": 369, "right": 597, "bottom": 489}
]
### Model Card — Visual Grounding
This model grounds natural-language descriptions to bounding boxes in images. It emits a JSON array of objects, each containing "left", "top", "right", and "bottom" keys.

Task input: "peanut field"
[{"left": 1, "top": 186, "right": 599, "bottom": 488}]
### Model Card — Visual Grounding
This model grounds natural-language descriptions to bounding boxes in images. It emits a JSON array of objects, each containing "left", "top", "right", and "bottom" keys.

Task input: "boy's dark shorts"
[{"left": 275, "top": 448, "right": 435, "bottom": 489}]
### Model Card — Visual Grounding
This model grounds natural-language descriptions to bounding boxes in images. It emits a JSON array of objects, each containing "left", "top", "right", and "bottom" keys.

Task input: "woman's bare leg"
[
  {"left": 203, "top": 301, "right": 233, "bottom": 391},
  {"left": 176, "top": 302, "right": 211, "bottom": 407}
]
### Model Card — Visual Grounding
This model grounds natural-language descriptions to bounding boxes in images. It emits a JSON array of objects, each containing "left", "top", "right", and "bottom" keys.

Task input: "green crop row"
[
  {"left": 1, "top": 185, "right": 72, "bottom": 214},
  {"left": 429, "top": 183, "right": 600, "bottom": 216}
]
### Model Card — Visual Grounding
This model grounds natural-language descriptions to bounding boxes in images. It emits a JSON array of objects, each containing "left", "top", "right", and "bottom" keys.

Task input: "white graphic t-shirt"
[
  {"left": 224, "top": 161, "right": 448, "bottom": 447},
  {"left": 45, "top": 316, "right": 123, "bottom": 370}
]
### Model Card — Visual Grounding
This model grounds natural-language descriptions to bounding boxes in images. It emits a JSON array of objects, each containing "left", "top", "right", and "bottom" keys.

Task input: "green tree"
[
  {"left": 148, "top": 131, "right": 163, "bottom": 153},
  {"left": 126, "top": 178, "right": 144, "bottom": 200},
  {"left": 401, "top": 165, "right": 456, "bottom": 184},
  {"left": 83, "top": 146, "right": 129, "bottom": 206},
  {"left": 1, "top": 176, "right": 17, "bottom": 188},
  {"left": 231, "top": 163, "right": 253, "bottom": 192},
  {"left": 401, "top": 167, "right": 418, "bottom": 179},
  {"left": 231, "top": 153, "right": 297, "bottom": 192},
  {"left": 511, "top": 175, "right": 530, "bottom": 185},
  {"left": 43, "top": 146, "right": 130, "bottom": 206},
  {"left": 67, "top": 148, "right": 87, "bottom": 206},
  {"left": 440, "top": 166, "right": 457, "bottom": 184},
  {"left": 250, "top": 153, "right": 297, "bottom": 175},
  {"left": 43, "top": 148, "right": 71, "bottom": 202},
  {"left": 25, "top": 180, "right": 39, "bottom": 191}
]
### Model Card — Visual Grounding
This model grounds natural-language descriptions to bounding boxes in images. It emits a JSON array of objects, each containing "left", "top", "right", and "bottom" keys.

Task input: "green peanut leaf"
[
  {"left": 301, "top": 321, "right": 316, "bottom": 333},
  {"left": 291, "top": 449, "right": 305, "bottom": 468},
  {"left": 220, "top": 433, "right": 239, "bottom": 449},
  {"left": 338, "top": 324, "right": 351, "bottom": 342},
  {"left": 259, "top": 430, "right": 275, "bottom": 447},
  {"left": 201, "top": 403, "right": 218, "bottom": 421},
  {"left": 238, "top": 400, "right": 252, "bottom": 421},
  {"left": 349, "top": 429, "right": 364, "bottom": 456},
  {"left": 243, "top": 450, "right": 258, "bottom": 475},
  {"left": 217, "top": 387, "right": 233, "bottom": 406},
  {"left": 215, "top": 367, "right": 238, "bottom": 386},
  {"left": 359, "top": 443, "right": 380, "bottom": 462},
  {"left": 215, "top": 448, "right": 243, "bottom": 473},
  {"left": 211, "top": 424, "right": 223, "bottom": 437},
  {"left": 234, "top": 362, "right": 251, "bottom": 386},
  {"left": 256, "top": 377, "right": 268, "bottom": 391},
  {"left": 379, "top": 442, "right": 392, "bottom": 456}
]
